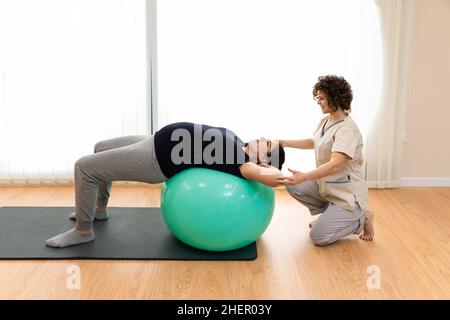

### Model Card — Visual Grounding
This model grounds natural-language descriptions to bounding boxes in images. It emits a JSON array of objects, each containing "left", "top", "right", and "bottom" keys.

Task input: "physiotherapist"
[{"left": 279, "top": 75, "right": 374, "bottom": 246}]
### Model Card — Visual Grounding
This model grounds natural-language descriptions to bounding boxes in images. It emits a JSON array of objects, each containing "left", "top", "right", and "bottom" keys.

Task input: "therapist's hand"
[{"left": 282, "top": 168, "right": 310, "bottom": 185}]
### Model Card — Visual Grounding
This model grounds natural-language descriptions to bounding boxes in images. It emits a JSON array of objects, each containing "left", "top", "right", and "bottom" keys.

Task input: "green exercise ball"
[{"left": 160, "top": 168, "right": 275, "bottom": 251}]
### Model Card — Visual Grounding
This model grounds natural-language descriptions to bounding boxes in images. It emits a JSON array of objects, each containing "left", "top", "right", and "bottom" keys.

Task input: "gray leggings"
[
  {"left": 286, "top": 180, "right": 365, "bottom": 246},
  {"left": 74, "top": 135, "right": 167, "bottom": 229}
]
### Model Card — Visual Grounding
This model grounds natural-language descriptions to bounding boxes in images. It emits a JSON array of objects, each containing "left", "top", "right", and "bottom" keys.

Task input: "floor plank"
[{"left": 0, "top": 186, "right": 448, "bottom": 299}]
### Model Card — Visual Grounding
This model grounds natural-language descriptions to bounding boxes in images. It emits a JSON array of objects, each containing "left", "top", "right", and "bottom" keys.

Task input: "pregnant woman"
[{"left": 45, "top": 122, "right": 286, "bottom": 248}]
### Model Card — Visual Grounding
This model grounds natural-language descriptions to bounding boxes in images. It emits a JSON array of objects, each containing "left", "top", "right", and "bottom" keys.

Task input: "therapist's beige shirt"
[{"left": 314, "top": 115, "right": 368, "bottom": 211}]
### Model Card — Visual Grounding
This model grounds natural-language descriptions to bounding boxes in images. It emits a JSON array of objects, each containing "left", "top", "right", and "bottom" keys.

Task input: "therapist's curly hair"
[{"left": 313, "top": 75, "right": 353, "bottom": 112}]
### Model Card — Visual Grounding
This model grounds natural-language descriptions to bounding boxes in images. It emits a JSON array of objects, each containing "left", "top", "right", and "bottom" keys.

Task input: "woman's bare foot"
[
  {"left": 309, "top": 219, "right": 317, "bottom": 228},
  {"left": 359, "top": 210, "right": 375, "bottom": 241}
]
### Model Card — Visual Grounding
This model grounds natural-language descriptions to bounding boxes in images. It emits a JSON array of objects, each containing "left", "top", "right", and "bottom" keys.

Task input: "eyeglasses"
[{"left": 314, "top": 96, "right": 327, "bottom": 102}]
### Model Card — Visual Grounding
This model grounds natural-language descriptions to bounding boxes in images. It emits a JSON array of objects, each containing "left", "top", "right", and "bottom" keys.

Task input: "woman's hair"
[
  {"left": 269, "top": 145, "right": 285, "bottom": 170},
  {"left": 313, "top": 75, "right": 353, "bottom": 112}
]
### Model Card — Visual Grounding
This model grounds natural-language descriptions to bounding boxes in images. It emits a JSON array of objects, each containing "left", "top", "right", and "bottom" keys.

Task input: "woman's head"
[
  {"left": 246, "top": 138, "right": 285, "bottom": 169},
  {"left": 313, "top": 75, "right": 353, "bottom": 113}
]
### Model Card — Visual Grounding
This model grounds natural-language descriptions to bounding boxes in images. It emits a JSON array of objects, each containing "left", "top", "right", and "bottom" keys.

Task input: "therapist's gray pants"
[
  {"left": 286, "top": 181, "right": 365, "bottom": 246},
  {"left": 74, "top": 135, "right": 167, "bottom": 229}
]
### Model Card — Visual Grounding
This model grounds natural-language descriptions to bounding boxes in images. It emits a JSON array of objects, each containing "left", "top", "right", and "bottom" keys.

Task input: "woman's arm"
[
  {"left": 282, "top": 152, "right": 349, "bottom": 185},
  {"left": 239, "top": 162, "right": 286, "bottom": 187},
  {"left": 279, "top": 139, "right": 314, "bottom": 149}
]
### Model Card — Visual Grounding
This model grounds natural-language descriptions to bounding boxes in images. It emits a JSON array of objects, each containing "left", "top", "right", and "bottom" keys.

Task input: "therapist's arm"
[
  {"left": 282, "top": 152, "right": 349, "bottom": 185},
  {"left": 279, "top": 139, "right": 314, "bottom": 149}
]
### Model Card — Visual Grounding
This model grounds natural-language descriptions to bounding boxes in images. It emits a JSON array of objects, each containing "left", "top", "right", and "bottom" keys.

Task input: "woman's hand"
[
  {"left": 257, "top": 165, "right": 289, "bottom": 187},
  {"left": 280, "top": 152, "right": 350, "bottom": 186},
  {"left": 240, "top": 162, "right": 288, "bottom": 187},
  {"left": 282, "top": 168, "right": 310, "bottom": 185}
]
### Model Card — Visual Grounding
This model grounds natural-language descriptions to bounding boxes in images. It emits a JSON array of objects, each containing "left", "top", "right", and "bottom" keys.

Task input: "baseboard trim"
[
  {"left": 366, "top": 181, "right": 401, "bottom": 188},
  {"left": 400, "top": 178, "right": 450, "bottom": 187}
]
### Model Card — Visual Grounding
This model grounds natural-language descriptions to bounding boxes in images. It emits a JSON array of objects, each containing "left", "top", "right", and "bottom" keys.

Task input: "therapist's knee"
[
  {"left": 309, "top": 228, "right": 334, "bottom": 246},
  {"left": 286, "top": 184, "right": 308, "bottom": 202}
]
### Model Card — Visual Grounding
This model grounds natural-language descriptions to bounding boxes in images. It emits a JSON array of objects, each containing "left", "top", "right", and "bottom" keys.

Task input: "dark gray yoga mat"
[{"left": 0, "top": 207, "right": 257, "bottom": 260}]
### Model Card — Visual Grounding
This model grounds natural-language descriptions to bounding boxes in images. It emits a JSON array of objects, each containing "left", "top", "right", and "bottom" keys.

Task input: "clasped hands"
[{"left": 259, "top": 163, "right": 309, "bottom": 187}]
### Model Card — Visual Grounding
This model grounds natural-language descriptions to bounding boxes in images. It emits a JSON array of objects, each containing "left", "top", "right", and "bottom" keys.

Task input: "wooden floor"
[{"left": 0, "top": 185, "right": 449, "bottom": 300}]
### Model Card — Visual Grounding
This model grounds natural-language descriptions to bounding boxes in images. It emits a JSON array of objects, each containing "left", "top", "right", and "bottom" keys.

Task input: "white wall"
[{"left": 402, "top": 0, "right": 450, "bottom": 185}]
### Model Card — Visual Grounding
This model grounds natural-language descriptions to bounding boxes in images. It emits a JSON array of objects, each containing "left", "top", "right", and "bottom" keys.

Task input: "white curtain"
[
  {"left": 365, "top": 0, "right": 414, "bottom": 188},
  {"left": 156, "top": 0, "right": 383, "bottom": 175},
  {"left": 0, "top": 0, "right": 148, "bottom": 184}
]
